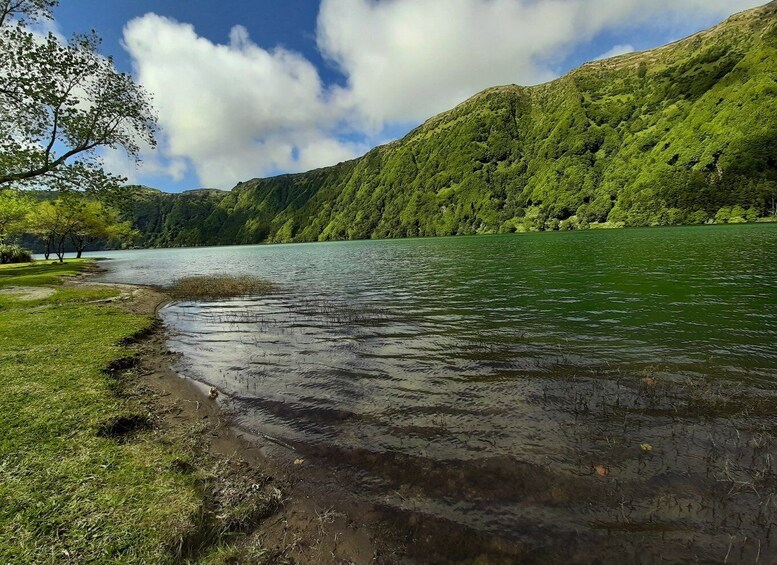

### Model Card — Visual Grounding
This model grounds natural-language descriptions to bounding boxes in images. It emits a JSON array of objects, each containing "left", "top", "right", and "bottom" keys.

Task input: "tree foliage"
[
  {"left": 67, "top": 197, "right": 134, "bottom": 257},
  {"left": 0, "top": 0, "right": 156, "bottom": 191},
  {"left": 25, "top": 195, "right": 133, "bottom": 261},
  {"left": 0, "top": 0, "right": 56, "bottom": 27},
  {"left": 0, "top": 189, "right": 32, "bottom": 243}
]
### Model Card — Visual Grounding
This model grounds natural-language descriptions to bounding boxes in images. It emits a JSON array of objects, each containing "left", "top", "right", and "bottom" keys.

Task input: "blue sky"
[{"left": 50, "top": 0, "right": 764, "bottom": 193}]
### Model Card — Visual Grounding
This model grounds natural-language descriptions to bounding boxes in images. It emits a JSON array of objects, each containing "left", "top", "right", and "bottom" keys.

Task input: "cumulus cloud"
[
  {"left": 123, "top": 14, "right": 360, "bottom": 187},
  {"left": 121, "top": 0, "right": 763, "bottom": 188},
  {"left": 101, "top": 143, "right": 188, "bottom": 186}
]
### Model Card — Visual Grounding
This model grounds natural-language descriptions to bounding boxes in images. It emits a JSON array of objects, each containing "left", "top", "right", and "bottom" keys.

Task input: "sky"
[{"left": 47, "top": 0, "right": 765, "bottom": 193}]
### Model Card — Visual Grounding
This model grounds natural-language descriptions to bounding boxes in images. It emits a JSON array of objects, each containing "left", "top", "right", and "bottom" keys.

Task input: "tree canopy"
[
  {"left": 0, "top": 189, "right": 32, "bottom": 243},
  {"left": 0, "top": 0, "right": 56, "bottom": 27},
  {"left": 0, "top": 0, "right": 156, "bottom": 192}
]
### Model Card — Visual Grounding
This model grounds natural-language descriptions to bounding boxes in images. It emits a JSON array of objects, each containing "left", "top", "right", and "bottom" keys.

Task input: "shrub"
[
  {"left": 730, "top": 205, "right": 747, "bottom": 223},
  {"left": 745, "top": 207, "right": 760, "bottom": 222},
  {"left": 0, "top": 244, "right": 33, "bottom": 264},
  {"left": 715, "top": 206, "right": 732, "bottom": 224},
  {"left": 688, "top": 210, "right": 709, "bottom": 224}
]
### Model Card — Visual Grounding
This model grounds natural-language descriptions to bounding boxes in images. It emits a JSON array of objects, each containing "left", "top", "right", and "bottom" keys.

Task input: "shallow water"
[{"left": 93, "top": 225, "right": 777, "bottom": 562}]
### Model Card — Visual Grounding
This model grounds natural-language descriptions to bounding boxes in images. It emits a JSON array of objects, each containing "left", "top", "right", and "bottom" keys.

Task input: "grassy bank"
[{"left": 0, "top": 261, "right": 277, "bottom": 563}]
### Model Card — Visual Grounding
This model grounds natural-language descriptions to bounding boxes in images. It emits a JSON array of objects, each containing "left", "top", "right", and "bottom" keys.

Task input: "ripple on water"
[{"left": 95, "top": 226, "right": 777, "bottom": 561}]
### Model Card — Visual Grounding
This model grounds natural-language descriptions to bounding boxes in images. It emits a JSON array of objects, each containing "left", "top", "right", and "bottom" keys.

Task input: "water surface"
[{"left": 93, "top": 225, "right": 777, "bottom": 562}]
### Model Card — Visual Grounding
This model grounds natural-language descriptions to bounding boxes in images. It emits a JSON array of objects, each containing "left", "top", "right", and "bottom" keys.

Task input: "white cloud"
[
  {"left": 120, "top": 0, "right": 764, "bottom": 189},
  {"left": 123, "top": 14, "right": 359, "bottom": 187},
  {"left": 317, "top": 0, "right": 762, "bottom": 127},
  {"left": 101, "top": 143, "right": 188, "bottom": 186},
  {"left": 595, "top": 44, "right": 636, "bottom": 61}
]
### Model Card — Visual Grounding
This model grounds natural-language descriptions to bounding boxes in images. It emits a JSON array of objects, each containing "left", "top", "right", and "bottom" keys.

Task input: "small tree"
[
  {"left": 715, "top": 206, "right": 732, "bottom": 224},
  {"left": 27, "top": 200, "right": 65, "bottom": 260},
  {"left": 68, "top": 198, "right": 135, "bottom": 258},
  {"left": 688, "top": 210, "right": 709, "bottom": 225},
  {"left": 28, "top": 196, "right": 135, "bottom": 261},
  {"left": 730, "top": 205, "right": 747, "bottom": 222}
]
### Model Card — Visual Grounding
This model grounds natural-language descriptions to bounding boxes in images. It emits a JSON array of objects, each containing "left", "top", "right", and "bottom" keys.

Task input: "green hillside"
[{"left": 124, "top": 1, "right": 777, "bottom": 247}]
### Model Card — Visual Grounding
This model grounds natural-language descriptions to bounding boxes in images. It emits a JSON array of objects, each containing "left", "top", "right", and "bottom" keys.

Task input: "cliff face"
[{"left": 126, "top": 2, "right": 777, "bottom": 247}]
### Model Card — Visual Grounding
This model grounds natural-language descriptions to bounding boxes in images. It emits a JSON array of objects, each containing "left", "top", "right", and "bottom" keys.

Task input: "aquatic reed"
[{"left": 167, "top": 274, "right": 277, "bottom": 300}]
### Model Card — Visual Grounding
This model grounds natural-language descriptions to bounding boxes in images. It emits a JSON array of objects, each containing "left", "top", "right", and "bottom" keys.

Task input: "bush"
[
  {"left": 688, "top": 210, "right": 709, "bottom": 224},
  {"left": 745, "top": 207, "right": 760, "bottom": 222},
  {"left": 0, "top": 244, "right": 33, "bottom": 264},
  {"left": 715, "top": 206, "right": 732, "bottom": 224}
]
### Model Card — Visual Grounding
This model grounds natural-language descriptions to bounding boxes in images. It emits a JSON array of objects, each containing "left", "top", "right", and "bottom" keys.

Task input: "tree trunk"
[
  {"left": 56, "top": 236, "right": 66, "bottom": 263},
  {"left": 44, "top": 238, "right": 51, "bottom": 261},
  {"left": 72, "top": 235, "right": 85, "bottom": 259}
]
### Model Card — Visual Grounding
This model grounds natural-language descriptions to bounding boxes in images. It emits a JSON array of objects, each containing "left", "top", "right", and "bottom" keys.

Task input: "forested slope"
[{"left": 124, "top": 2, "right": 777, "bottom": 247}]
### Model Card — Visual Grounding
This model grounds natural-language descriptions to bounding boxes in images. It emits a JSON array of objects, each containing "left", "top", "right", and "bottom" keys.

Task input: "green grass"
[
  {"left": 0, "top": 259, "right": 88, "bottom": 287},
  {"left": 0, "top": 261, "right": 212, "bottom": 563}
]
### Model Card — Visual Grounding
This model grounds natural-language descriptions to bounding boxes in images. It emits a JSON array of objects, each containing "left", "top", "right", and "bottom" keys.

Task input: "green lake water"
[{"left": 94, "top": 224, "right": 777, "bottom": 562}]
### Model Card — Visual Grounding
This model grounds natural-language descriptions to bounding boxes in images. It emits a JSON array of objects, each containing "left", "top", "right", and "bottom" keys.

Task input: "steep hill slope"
[{"left": 125, "top": 2, "right": 777, "bottom": 247}]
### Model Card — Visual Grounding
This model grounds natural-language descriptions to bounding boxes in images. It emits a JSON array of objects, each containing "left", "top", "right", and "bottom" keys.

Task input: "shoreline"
[
  {"left": 5, "top": 247, "right": 776, "bottom": 562},
  {"left": 76, "top": 264, "right": 390, "bottom": 563},
  {"left": 67, "top": 251, "right": 777, "bottom": 563},
  {"left": 56, "top": 220, "right": 777, "bottom": 260}
]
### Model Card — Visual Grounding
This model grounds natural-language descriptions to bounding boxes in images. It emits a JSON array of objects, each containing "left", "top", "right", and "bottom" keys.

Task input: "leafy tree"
[
  {"left": 27, "top": 199, "right": 67, "bottom": 260},
  {"left": 730, "top": 205, "right": 747, "bottom": 222},
  {"left": 0, "top": 0, "right": 156, "bottom": 192},
  {"left": 0, "top": 0, "right": 56, "bottom": 27},
  {"left": 715, "top": 206, "right": 732, "bottom": 224},
  {"left": 27, "top": 195, "right": 135, "bottom": 260},
  {"left": 688, "top": 210, "right": 710, "bottom": 225},
  {"left": 67, "top": 197, "right": 135, "bottom": 257},
  {"left": 0, "top": 189, "right": 32, "bottom": 243}
]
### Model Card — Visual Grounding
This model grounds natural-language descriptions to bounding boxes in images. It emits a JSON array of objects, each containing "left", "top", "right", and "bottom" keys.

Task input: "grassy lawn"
[{"left": 0, "top": 261, "right": 210, "bottom": 563}]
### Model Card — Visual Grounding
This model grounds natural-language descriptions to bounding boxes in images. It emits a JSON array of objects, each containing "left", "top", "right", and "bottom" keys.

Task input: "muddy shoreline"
[
  {"left": 77, "top": 260, "right": 777, "bottom": 564},
  {"left": 75, "top": 263, "right": 396, "bottom": 564}
]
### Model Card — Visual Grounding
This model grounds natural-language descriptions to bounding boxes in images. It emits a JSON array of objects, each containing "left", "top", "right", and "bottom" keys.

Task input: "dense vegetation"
[
  {"left": 124, "top": 2, "right": 777, "bottom": 247},
  {"left": 0, "top": 189, "right": 134, "bottom": 261}
]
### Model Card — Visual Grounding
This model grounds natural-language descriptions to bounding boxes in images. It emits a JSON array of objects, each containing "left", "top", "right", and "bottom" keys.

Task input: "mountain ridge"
[{"left": 123, "top": 1, "right": 777, "bottom": 247}]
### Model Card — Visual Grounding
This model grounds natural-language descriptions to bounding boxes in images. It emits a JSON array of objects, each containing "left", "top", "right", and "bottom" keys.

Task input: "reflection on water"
[{"left": 95, "top": 225, "right": 777, "bottom": 562}]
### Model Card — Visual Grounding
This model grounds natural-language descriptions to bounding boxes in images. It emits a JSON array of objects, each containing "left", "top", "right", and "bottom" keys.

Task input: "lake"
[{"left": 92, "top": 224, "right": 777, "bottom": 563}]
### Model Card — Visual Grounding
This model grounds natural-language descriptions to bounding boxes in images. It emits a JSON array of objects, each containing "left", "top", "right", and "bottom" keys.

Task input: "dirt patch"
[
  {"left": 0, "top": 286, "right": 55, "bottom": 301},
  {"left": 97, "top": 414, "right": 152, "bottom": 441}
]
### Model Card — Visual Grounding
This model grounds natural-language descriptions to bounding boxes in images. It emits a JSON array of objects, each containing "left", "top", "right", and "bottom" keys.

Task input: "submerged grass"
[
  {"left": 167, "top": 274, "right": 277, "bottom": 301},
  {"left": 0, "top": 261, "right": 277, "bottom": 563}
]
